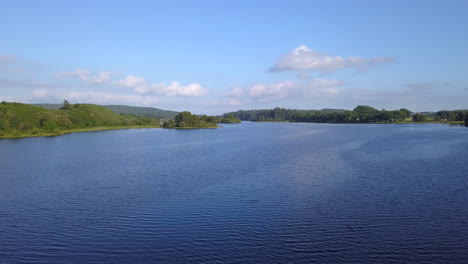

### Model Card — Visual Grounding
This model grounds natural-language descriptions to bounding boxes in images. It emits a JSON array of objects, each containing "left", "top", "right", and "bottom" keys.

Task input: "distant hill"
[
  {"left": 33, "top": 104, "right": 178, "bottom": 119},
  {"left": 103, "top": 105, "right": 178, "bottom": 119}
]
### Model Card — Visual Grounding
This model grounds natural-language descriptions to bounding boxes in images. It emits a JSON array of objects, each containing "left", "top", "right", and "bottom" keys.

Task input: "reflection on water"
[{"left": 1, "top": 123, "right": 468, "bottom": 263}]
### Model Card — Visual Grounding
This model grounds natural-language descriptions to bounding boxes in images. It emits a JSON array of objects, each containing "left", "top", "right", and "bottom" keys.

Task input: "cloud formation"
[
  {"left": 248, "top": 81, "right": 297, "bottom": 101},
  {"left": 224, "top": 87, "right": 244, "bottom": 97},
  {"left": 270, "top": 45, "right": 394, "bottom": 73},
  {"left": 246, "top": 79, "right": 343, "bottom": 102},
  {"left": 117, "top": 75, "right": 208, "bottom": 97},
  {"left": 228, "top": 99, "right": 242, "bottom": 106},
  {"left": 60, "top": 69, "right": 113, "bottom": 84}
]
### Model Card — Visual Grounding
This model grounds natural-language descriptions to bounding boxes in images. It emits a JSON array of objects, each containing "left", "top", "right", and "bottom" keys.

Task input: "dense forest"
[
  {"left": 163, "top": 111, "right": 219, "bottom": 128},
  {"left": 0, "top": 101, "right": 158, "bottom": 138},
  {"left": 225, "top": 106, "right": 468, "bottom": 124},
  {"left": 434, "top": 110, "right": 468, "bottom": 122}
]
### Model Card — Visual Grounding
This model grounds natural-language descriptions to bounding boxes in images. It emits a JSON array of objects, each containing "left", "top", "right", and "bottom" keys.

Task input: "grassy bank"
[
  {"left": 0, "top": 125, "right": 159, "bottom": 139},
  {"left": 0, "top": 102, "right": 160, "bottom": 139}
]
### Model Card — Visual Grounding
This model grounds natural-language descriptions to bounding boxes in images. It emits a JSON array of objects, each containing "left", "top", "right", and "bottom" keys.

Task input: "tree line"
[
  {"left": 225, "top": 106, "right": 412, "bottom": 123},
  {"left": 225, "top": 106, "right": 468, "bottom": 124}
]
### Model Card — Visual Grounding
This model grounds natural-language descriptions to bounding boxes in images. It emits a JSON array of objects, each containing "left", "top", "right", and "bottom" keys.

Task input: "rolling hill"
[
  {"left": 1, "top": 102, "right": 158, "bottom": 138},
  {"left": 33, "top": 104, "right": 178, "bottom": 119}
]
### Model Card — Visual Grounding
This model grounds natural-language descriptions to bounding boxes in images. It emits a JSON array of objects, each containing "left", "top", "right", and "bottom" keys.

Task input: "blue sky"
[{"left": 1, "top": 0, "right": 467, "bottom": 114}]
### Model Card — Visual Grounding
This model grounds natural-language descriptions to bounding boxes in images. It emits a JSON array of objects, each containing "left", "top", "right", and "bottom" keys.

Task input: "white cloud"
[
  {"left": 249, "top": 81, "right": 296, "bottom": 102},
  {"left": 224, "top": 87, "right": 244, "bottom": 97},
  {"left": 306, "top": 79, "right": 343, "bottom": 95},
  {"left": 60, "top": 69, "right": 113, "bottom": 84},
  {"left": 228, "top": 99, "right": 242, "bottom": 106},
  {"left": 164, "top": 82, "right": 208, "bottom": 96},
  {"left": 59, "top": 70, "right": 208, "bottom": 97},
  {"left": 117, "top": 75, "right": 208, "bottom": 97},
  {"left": 0, "top": 95, "right": 21, "bottom": 102},
  {"left": 270, "top": 45, "right": 394, "bottom": 73},
  {"left": 118, "top": 75, "right": 148, "bottom": 94},
  {"left": 247, "top": 79, "right": 342, "bottom": 102},
  {"left": 32, "top": 89, "right": 48, "bottom": 97},
  {"left": 92, "top": 72, "right": 113, "bottom": 84}
]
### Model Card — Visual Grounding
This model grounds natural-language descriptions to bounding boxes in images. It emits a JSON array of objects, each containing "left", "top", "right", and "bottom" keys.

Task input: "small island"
[{"left": 163, "top": 111, "right": 219, "bottom": 129}]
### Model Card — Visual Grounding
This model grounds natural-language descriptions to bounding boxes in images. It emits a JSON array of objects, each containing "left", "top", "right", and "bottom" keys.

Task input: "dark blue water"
[{"left": 1, "top": 123, "right": 468, "bottom": 263}]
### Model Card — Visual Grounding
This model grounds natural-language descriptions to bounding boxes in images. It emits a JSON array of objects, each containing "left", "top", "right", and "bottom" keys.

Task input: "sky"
[{"left": 1, "top": 0, "right": 467, "bottom": 114}]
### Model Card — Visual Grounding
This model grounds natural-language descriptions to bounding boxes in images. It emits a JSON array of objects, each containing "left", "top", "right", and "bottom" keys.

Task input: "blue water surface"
[{"left": 1, "top": 122, "right": 467, "bottom": 263}]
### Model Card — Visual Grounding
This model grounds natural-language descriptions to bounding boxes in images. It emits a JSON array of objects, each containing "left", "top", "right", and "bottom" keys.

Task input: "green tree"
[
  {"left": 412, "top": 113, "right": 427, "bottom": 122},
  {"left": 399, "top": 108, "right": 412, "bottom": 119},
  {"left": 353, "top": 105, "right": 379, "bottom": 122},
  {"left": 163, "top": 119, "right": 176, "bottom": 128},
  {"left": 61, "top": 100, "right": 71, "bottom": 110}
]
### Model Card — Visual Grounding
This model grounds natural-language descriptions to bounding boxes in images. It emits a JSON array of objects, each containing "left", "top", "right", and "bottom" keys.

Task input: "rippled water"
[{"left": 1, "top": 123, "right": 468, "bottom": 263}]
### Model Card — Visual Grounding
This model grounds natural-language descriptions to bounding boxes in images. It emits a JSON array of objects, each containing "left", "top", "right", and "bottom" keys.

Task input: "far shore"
[{"left": 254, "top": 120, "right": 464, "bottom": 125}]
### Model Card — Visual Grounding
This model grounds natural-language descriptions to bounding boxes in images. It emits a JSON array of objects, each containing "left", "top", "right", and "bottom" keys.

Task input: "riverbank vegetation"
[
  {"left": 0, "top": 101, "right": 159, "bottom": 138},
  {"left": 225, "top": 106, "right": 467, "bottom": 124},
  {"left": 220, "top": 114, "right": 241, "bottom": 123},
  {"left": 163, "top": 111, "right": 219, "bottom": 129}
]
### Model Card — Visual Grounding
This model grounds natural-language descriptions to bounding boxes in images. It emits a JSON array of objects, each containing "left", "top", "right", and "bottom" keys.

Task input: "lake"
[{"left": 1, "top": 122, "right": 467, "bottom": 263}]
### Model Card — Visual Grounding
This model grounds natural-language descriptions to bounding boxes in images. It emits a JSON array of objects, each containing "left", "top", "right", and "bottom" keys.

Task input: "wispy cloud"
[
  {"left": 0, "top": 95, "right": 22, "bottom": 103},
  {"left": 228, "top": 99, "right": 242, "bottom": 106},
  {"left": 223, "top": 87, "right": 244, "bottom": 97},
  {"left": 270, "top": 45, "right": 394, "bottom": 73},
  {"left": 31, "top": 89, "right": 160, "bottom": 106},
  {"left": 246, "top": 79, "right": 343, "bottom": 102},
  {"left": 248, "top": 81, "right": 297, "bottom": 102},
  {"left": 59, "top": 69, "right": 113, "bottom": 84},
  {"left": 117, "top": 75, "right": 208, "bottom": 97}
]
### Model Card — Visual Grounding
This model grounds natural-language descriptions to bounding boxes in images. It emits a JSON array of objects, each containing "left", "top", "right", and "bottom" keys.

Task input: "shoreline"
[{"left": 0, "top": 125, "right": 159, "bottom": 139}]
